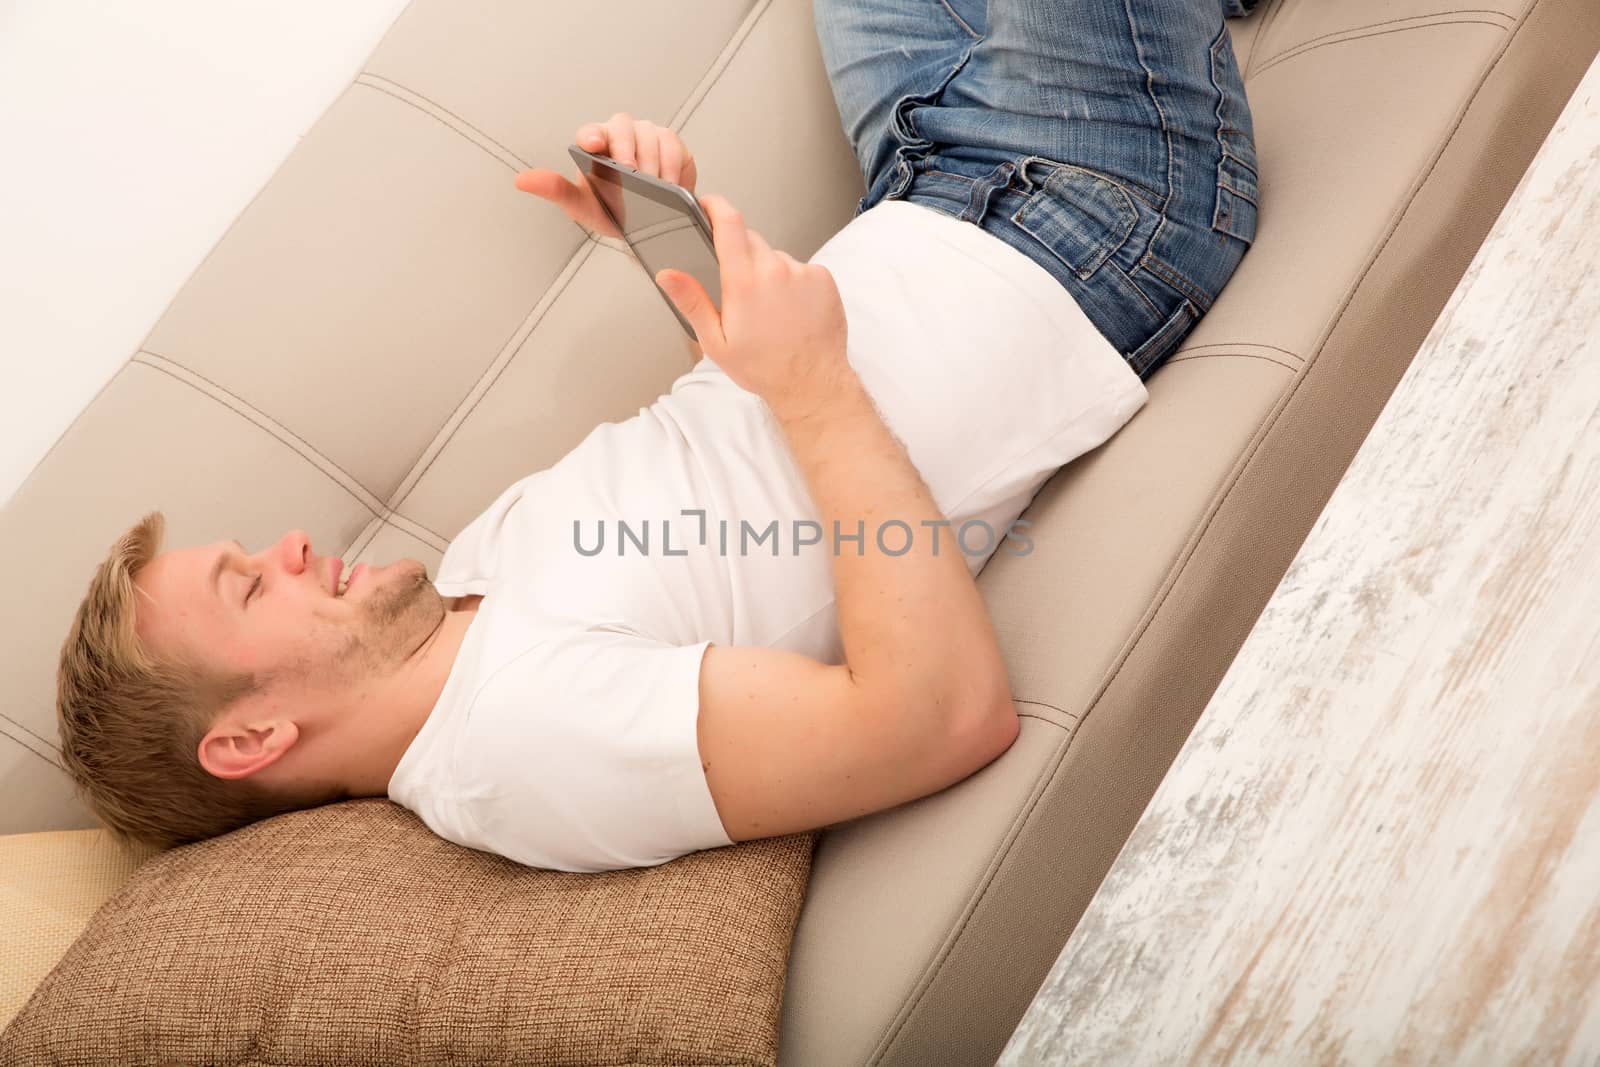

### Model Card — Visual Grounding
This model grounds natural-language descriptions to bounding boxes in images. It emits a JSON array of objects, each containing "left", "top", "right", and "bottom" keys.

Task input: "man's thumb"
[{"left": 656, "top": 269, "right": 722, "bottom": 348}]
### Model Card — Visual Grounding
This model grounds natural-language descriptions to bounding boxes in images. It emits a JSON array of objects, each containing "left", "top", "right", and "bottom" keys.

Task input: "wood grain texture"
[{"left": 1000, "top": 54, "right": 1600, "bottom": 1067}]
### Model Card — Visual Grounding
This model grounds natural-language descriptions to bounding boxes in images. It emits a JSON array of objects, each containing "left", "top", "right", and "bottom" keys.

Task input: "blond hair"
[{"left": 56, "top": 511, "right": 346, "bottom": 859}]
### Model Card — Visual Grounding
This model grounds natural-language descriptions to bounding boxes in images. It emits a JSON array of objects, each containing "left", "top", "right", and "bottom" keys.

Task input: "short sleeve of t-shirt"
[{"left": 448, "top": 629, "right": 734, "bottom": 874}]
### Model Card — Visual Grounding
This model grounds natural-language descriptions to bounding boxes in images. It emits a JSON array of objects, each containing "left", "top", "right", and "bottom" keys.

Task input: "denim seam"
[
  {"left": 1221, "top": 152, "right": 1259, "bottom": 182},
  {"left": 1130, "top": 300, "right": 1199, "bottom": 377},
  {"left": 1140, "top": 254, "right": 1214, "bottom": 312},
  {"left": 1110, "top": 176, "right": 1168, "bottom": 214},
  {"left": 1105, "top": 259, "right": 1165, "bottom": 321},
  {"left": 1123, "top": 0, "right": 1176, "bottom": 291},
  {"left": 922, "top": 160, "right": 1169, "bottom": 216},
  {"left": 1220, "top": 180, "right": 1259, "bottom": 209},
  {"left": 935, "top": 0, "right": 982, "bottom": 40},
  {"left": 1208, "top": 26, "right": 1260, "bottom": 242},
  {"left": 1219, "top": 155, "right": 1261, "bottom": 202},
  {"left": 1208, "top": 29, "right": 1242, "bottom": 169}
]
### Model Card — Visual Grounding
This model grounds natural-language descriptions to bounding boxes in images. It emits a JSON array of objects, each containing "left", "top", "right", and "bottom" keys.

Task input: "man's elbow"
[
  {"left": 947, "top": 671, "right": 1020, "bottom": 763},
  {"left": 985, "top": 681, "right": 1021, "bottom": 753}
]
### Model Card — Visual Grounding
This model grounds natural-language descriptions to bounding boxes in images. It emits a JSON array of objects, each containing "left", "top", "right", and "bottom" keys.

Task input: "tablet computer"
[{"left": 568, "top": 143, "right": 722, "bottom": 342}]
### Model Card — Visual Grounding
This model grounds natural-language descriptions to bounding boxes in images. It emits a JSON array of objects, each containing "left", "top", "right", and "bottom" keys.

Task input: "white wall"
[{"left": 0, "top": 0, "right": 412, "bottom": 509}]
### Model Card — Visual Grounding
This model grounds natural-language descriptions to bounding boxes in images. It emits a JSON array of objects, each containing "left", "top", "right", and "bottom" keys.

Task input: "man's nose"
[{"left": 273, "top": 529, "right": 312, "bottom": 574}]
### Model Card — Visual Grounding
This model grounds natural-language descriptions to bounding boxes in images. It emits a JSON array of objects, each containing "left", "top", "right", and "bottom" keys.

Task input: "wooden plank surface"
[{"left": 1000, "top": 53, "right": 1600, "bottom": 1066}]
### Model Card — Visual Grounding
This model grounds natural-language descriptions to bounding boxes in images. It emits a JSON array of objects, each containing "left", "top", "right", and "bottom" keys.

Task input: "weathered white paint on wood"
[{"left": 1000, "top": 54, "right": 1600, "bottom": 1067}]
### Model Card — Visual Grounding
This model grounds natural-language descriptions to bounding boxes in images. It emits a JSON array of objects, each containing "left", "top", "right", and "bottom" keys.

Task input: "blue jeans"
[{"left": 814, "top": 0, "right": 1260, "bottom": 380}]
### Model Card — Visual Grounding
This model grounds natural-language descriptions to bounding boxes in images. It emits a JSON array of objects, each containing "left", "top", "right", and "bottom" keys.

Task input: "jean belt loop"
[
  {"left": 963, "top": 160, "right": 1016, "bottom": 223},
  {"left": 887, "top": 156, "right": 914, "bottom": 200},
  {"left": 1016, "top": 156, "right": 1053, "bottom": 195}
]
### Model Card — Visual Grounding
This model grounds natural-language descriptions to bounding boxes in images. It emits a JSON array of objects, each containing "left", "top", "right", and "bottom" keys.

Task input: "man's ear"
[{"left": 198, "top": 717, "right": 300, "bottom": 781}]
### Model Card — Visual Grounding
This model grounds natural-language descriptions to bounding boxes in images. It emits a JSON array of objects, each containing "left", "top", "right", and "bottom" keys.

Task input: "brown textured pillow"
[{"left": 0, "top": 799, "right": 816, "bottom": 1066}]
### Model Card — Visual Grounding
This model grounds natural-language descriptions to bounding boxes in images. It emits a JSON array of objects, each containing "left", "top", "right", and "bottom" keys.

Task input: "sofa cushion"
[
  {"left": 0, "top": 829, "right": 158, "bottom": 1031},
  {"left": 0, "top": 800, "right": 814, "bottom": 1066}
]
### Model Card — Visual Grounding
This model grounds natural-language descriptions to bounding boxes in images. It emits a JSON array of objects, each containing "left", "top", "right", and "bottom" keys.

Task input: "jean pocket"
[
  {"left": 1010, "top": 162, "right": 1139, "bottom": 282},
  {"left": 1209, "top": 26, "right": 1260, "bottom": 246}
]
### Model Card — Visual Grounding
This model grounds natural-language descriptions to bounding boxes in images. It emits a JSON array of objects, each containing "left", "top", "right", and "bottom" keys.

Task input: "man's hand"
[
  {"left": 513, "top": 113, "right": 698, "bottom": 237},
  {"left": 657, "top": 195, "right": 852, "bottom": 419}
]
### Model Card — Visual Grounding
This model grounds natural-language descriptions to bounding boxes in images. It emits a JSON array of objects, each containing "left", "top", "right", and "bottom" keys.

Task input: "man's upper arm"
[{"left": 695, "top": 642, "right": 1016, "bottom": 842}]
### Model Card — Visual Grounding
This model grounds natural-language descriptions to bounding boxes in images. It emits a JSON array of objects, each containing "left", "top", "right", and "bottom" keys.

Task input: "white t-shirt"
[{"left": 387, "top": 198, "right": 1148, "bottom": 872}]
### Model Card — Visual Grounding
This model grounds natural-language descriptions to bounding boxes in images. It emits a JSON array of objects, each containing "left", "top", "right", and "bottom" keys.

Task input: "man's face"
[{"left": 133, "top": 529, "right": 445, "bottom": 692}]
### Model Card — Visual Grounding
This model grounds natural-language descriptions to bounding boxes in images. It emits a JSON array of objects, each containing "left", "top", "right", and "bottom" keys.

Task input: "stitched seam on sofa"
[
  {"left": 356, "top": 74, "right": 528, "bottom": 170},
  {"left": 1165, "top": 350, "right": 1301, "bottom": 373},
  {"left": 383, "top": 235, "right": 598, "bottom": 511},
  {"left": 1013, "top": 698, "right": 1081, "bottom": 725},
  {"left": 13, "top": 82, "right": 383, "bottom": 496},
  {"left": 387, "top": 238, "right": 605, "bottom": 515},
  {"left": 883, "top": 4, "right": 1540, "bottom": 1053},
  {"left": 338, "top": 508, "right": 455, "bottom": 578},
  {"left": 868, "top": 697, "right": 1081, "bottom": 1062},
  {"left": 319, "top": 82, "right": 631, "bottom": 524},
  {"left": 668, "top": 0, "right": 778, "bottom": 131},
  {"left": 317, "top": 82, "right": 615, "bottom": 534},
  {"left": 1176, "top": 340, "right": 1306, "bottom": 363},
  {"left": 131, "top": 352, "right": 448, "bottom": 549},
  {"left": 1058, "top": 0, "right": 1537, "bottom": 800},
  {"left": 1049, "top": 0, "right": 1545, "bottom": 873},
  {"left": 390, "top": 3, "right": 772, "bottom": 525},
  {"left": 1250, "top": 9, "right": 1517, "bottom": 74},
  {"left": 1270, "top": 0, "right": 1532, "bottom": 399},
  {"left": 1252, "top": 18, "right": 1514, "bottom": 81},
  {"left": 2, "top": 704, "right": 58, "bottom": 748},
  {"left": 1240, "top": 0, "right": 1287, "bottom": 81},
  {"left": 1, "top": 717, "right": 62, "bottom": 765},
  {"left": 132, "top": 353, "right": 381, "bottom": 502}
]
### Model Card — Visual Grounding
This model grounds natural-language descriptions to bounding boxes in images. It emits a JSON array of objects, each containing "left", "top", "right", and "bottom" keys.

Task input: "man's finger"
[
  {"left": 745, "top": 227, "right": 773, "bottom": 264},
  {"left": 657, "top": 269, "right": 726, "bottom": 354},
  {"left": 575, "top": 124, "right": 607, "bottom": 153},
  {"left": 634, "top": 121, "right": 661, "bottom": 176},
  {"left": 514, "top": 169, "right": 580, "bottom": 209},
  {"left": 659, "top": 133, "right": 685, "bottom": 186},
  {"left": 700, "top": 195, "right": 750, "bottom": 287},
  {"left": 514, "top": 169, "right": 615, "bottom": 237},
  {"left": 606, "top": 112, "right": 637, "bottom": 166}
]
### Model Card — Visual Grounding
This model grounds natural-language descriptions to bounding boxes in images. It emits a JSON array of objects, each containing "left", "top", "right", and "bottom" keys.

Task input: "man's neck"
[{"left": 353, "top": 599, "right": 482, "bottom": 798}]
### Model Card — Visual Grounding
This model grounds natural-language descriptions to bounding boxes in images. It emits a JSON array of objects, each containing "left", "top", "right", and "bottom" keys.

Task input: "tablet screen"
[{"left": 579, "top": 156, "right": 723, "bottom": 317}]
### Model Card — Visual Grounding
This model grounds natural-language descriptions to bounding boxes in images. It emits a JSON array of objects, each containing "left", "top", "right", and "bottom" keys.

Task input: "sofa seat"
[{"left": 3, "top": 0, "right": 1596, "bottom": 1061}]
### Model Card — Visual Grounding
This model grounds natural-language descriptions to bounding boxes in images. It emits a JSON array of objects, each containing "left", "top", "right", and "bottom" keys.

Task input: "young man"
[{"left": 57, "top": 0, "right": 1258, "bottom": 872}]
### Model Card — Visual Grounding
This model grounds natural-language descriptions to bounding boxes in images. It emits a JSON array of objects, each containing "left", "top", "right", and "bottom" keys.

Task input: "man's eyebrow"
[{"left": 209, "top": 539, "right": 246, "bottom": 603}]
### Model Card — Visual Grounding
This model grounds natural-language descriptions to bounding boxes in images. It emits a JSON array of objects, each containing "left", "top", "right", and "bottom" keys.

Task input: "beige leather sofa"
[{"left": 4, "top": 0, "right": 1596, "bottom": 1061}]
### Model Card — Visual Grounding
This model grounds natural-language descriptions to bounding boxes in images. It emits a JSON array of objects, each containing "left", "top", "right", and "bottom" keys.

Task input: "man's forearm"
[{"left": 769, "top": 368, "right": 1012, "bottom": 723}]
